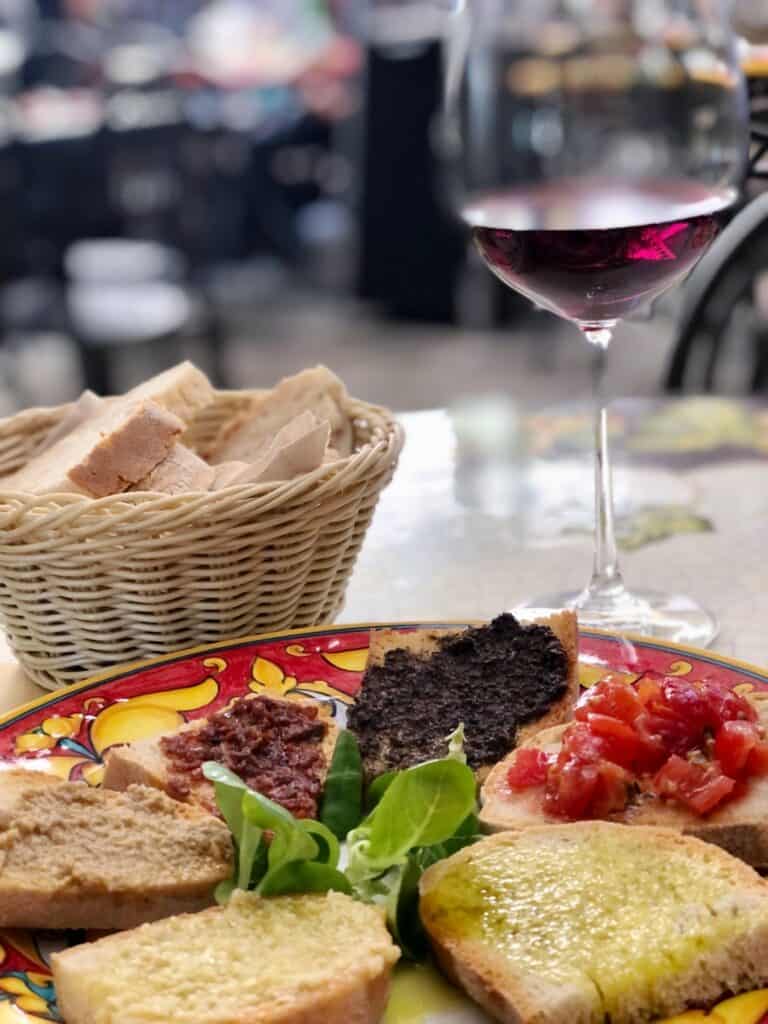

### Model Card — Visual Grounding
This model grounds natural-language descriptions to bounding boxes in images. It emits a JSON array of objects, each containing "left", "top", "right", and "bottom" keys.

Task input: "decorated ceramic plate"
[{"left": 2, "top": 622, "right": 768, "bottom": 1024}]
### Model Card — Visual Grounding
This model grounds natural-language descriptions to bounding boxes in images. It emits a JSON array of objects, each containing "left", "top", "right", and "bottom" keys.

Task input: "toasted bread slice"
[
  {"left": 103, "top": 694, "right": 339, "bottom": 818},
  {"left": 52, "top": 890, "right": 400, "bottom": 1024},
  {"left": 349, "top": 612, "right": 579, "bottom": 781},
  {"left": 420, "top": 823, "right": 768, "bottom": 1024},
  {"left": 480, "top": 693, "right": 768, "bottom": 869},
  {"left": 0, "top": 779, "right": 232, "bottom": 930}
]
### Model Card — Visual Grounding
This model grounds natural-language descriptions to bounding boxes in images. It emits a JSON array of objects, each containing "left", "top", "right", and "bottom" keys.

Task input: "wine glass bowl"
[{"left": 446, "top": 0, "right": 749, "bottom": 644}]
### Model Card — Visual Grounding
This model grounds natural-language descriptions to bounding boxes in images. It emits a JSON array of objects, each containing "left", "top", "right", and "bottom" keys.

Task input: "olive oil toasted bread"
[
  {"left": 420, "top": 823, "right": 768, "bottom": 1024},
  {"left": 103, "top": 693, "right": 339, "bottom": 818},
  {"left": 348, "top": 612, "right": 579, "bottom": 781},
  {"left": 480, "top": 695, "right": 768, "bottom": 869},
  {"left": 52, "top": 890, "right": 399, "bottom": 1024},
  {"left": 0, "top": 776, "right": 232, "bottom": 930}
]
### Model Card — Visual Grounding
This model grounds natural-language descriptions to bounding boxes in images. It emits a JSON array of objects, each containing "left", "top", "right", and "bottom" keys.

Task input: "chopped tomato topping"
[
  {"left": 507, "top": 748, "right": 550, "bottom": 789},
  {"left": 559, "top": 721, "right": 604, "bottom": 764},
  {"left": 544, "top": 757, "right": 629, "bottom": 819},
  {"left": 584, "top": 713, "right": 644, "bottom": 771},
  {"left": 589, "top": 760, "right": 631, "bottom": 818},
  {"left": 637, "top": 708, "right": 698, "bottom": 758},
  {"left": 574, "top": 679, "right": 644, "bottom": 724},
  {"left": 631, "top": 713, "right": 671, "bottom": 773},
  {"left": 543, "top": 758, "right": 598, "bottom": 819},
  {"left": 509, "top": 674, "right": 762, "bottom": 821},
  {"left": 748, "top": 742, "right": 768, "bottom": 776},
  {"left": 658, "top": 678, "right": 712, "bottom": 734},
  {"left": 699, "top": 679, "right": 758, "bottom": 728},
  {"left": 714, "top": 720, "right": 761, "bottom": 779},
  {"left": 653, "top": 755, "right": 735, "bottom": 815},
  {"left": 636, "top": 673, "right": 664, "bottom": 706}
]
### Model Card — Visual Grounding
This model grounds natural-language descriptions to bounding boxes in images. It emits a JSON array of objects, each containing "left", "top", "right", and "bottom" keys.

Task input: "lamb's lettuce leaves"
[
  {"left": 203, "top": 762, "right": 346, "bottom": 903},
  {"left": 204, "top": 719, "right": 481, "bottom": 957},
  {"left": 260, "top": 860, "right": 352, "bottom": 897},
  {"left": 319, "top": 730, "right": 363, "bottom": 839},
  {"left": 346, "top": 752, "right": 479, "bottom": 957}
]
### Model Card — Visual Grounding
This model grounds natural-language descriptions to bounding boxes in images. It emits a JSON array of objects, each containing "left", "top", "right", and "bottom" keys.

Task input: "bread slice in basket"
[
  {"left": 347, "top": 612, "right": 579, "bottom": 782},
  {"left": 209, "top": 364, "right": 353, "bottom": 462},
  {"left": 420, "top": 823, "right": 768, "bottom": 1024},
  {"left": 0, "top": 361, "right": 215, "bottom": 496},
  {"left": 0, "top": 775, "right": 232, "bottom": 930},
  {"left": 131, "top": 442, "right": 215, "bottom": 493},
  {"left": 104, "top": 693, "right": 339, "bottom": 818},
  {"left": 480, "top": 692, "right": 768, "bottom": 870},
  {"left": 52, "top": 890, "right": 400, "bottom": 1024}
]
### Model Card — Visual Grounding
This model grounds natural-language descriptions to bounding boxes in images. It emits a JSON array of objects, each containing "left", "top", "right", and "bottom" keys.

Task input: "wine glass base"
[{"left": 514, "top": 587, "right": 719, "bottom": 648}]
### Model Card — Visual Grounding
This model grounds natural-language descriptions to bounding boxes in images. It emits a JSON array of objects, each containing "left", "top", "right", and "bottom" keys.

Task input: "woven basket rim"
[{"left": 0, "top": 393, "right": 403, "bottom": 511}]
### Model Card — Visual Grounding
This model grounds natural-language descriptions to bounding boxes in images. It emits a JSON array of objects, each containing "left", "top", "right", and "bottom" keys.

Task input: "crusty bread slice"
[
  {"left": 131, "top": 442, "right": 215, "bottom": 494},
  {"left": 103, "top": 694, "right": 339, "bottom": 817},
  {"left": 219, "top": 415, "right": 331, "bottom": 486},
  {"left": 352, "top": 612, "right": 579, "bottom": 781},
  {"left": 0, "top": 780, "right": 232, "bottom": 930},
  {"left": 122, "top": 360, "right": 215, "bottom": 422},
  {"left": 39, "top": 389, "right": 104, "bottom": 450},
  {"left": 480, "top": 692, "right": 768, "bottom": 869},
  {"left": 1, "top": 398, "right": 185, "bottom": 496},
  {"left": 420, "top": 823, "right": 768, "bottom": 1024},
  {"left": 209, "top": 365, "right": 353, "bottom": 463},
  {"left": 209, "top": 459, "right": 250, "bottom": 488},
  {"left": 52, "top": 889, "right": 399, "bottom": 1024}
]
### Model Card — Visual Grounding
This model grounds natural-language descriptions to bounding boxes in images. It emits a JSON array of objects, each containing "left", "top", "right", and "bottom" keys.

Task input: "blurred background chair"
[{"left": 665, "top": 20, "right": 768, "bottom": 394}]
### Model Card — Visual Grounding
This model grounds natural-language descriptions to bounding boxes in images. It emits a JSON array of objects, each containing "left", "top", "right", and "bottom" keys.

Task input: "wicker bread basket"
[{"left": 0, "top": 390, "right": 404, "bottom": 690}]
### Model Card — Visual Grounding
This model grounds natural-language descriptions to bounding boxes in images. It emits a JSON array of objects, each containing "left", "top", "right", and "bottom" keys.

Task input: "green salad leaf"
[
  {"left": 346, "top": 752, "right": 479, "bottom": 957},
  {"left": 202, "top": 761, "right": 347, "bottom": 903},
  {"left": 445, "top": 722, "right": 468, "bottom": 765},
  {"left": 365, "top": 770, "right": 397, "bottom": 811},
  {"left": 204, "top": 721, "right": 481, "bottom": 958},
  {"left": 260, "top": 861, "right": 352, "bottom": 897},
  {"left": 319, "top": 730, "right": 363, "bottom": 839},
  {"left": 349, "top": 758, "right": 476, "bottom": 876}
]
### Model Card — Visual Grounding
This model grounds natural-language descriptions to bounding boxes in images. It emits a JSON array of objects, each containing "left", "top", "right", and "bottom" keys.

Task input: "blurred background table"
[{"left": 2, "top": 396, "right": 768, "bottom": 715}]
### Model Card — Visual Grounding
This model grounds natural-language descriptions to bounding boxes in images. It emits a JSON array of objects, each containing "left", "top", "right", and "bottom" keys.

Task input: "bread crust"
[
  {"left": 480, "top": 696, "right": 768, "bottom": 869},
  {"left": 515, "top": 612, "right": 580, "bottom": 746},
  {"left": 428, "top": 933, "right": 597, "bottom": 1024},
  {"left": 103, "top": 694, "right": 339, "bottom": 815},
  {"left": 1, "top": 888, "right": 223, "bottom": 933}
]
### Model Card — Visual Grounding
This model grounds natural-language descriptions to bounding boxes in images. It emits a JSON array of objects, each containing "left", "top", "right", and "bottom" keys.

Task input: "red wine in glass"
[{"left": 466, "top": 179, "right": 735, "bottom": 328}]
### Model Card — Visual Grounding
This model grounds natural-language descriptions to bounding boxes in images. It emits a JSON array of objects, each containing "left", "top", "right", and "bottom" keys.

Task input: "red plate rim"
[{"left": 2, "top": 622, "right": 768, "bottom": 733}]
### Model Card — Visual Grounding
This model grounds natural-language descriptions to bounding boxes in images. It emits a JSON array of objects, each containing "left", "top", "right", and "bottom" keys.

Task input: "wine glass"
[{"left": 444, "top": 0, "right": 749, "bottom": 645}]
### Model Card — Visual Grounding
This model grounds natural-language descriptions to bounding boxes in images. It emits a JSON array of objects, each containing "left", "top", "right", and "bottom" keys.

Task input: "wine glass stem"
[{"left": 585, "top": 329, "right": 624, "bottom": 598}]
